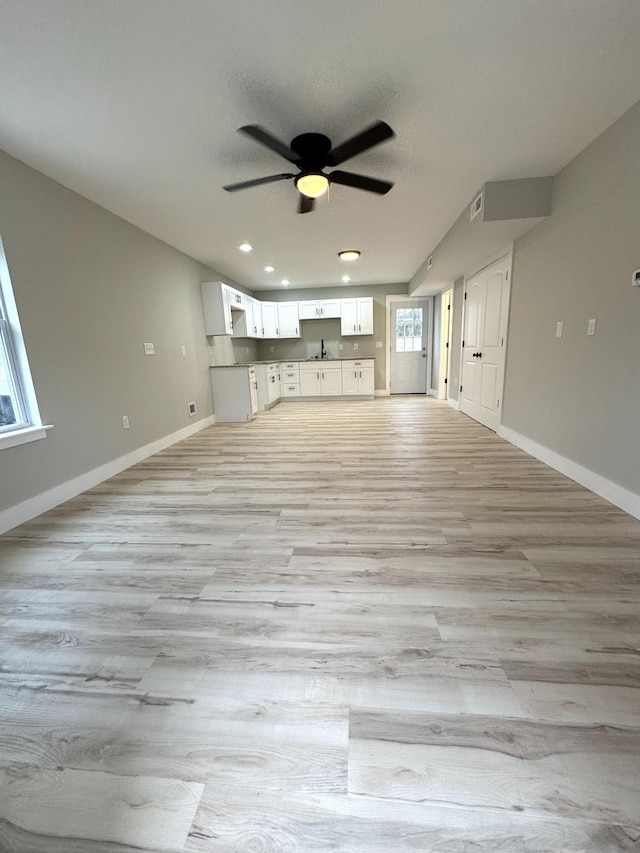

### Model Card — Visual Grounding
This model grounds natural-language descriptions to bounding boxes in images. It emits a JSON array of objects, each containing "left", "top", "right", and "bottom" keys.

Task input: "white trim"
[
  {"left": 499, "top": 425, "right": 640, "bottom": 521},
  {"left": 374, "top": 389, "right": 390, "bottom": 397},
  {"left": 0, "top": 415, "right": 215, "bottom": 535},
  {"left": 0, "top": 423, "right": 53, "bottom": 451},
  {"left": 428, "top": 387, "right": 441, "bottom": 398},
  {"left": 448, "top": 397, "right": 461, "bottom": 411}
]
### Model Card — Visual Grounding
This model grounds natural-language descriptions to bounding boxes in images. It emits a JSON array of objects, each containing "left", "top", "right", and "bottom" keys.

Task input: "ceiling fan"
[{"left": 223, "top": 120, "right": 395, "bottom": 213}]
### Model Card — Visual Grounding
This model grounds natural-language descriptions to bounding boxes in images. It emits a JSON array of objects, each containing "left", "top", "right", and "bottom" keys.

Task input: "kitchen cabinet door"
[
  {"left": 262, "top": 302, "right": 279, "bottom": 338},
  {"left": 278, "top": 302, "right": 300, "bottom": 338}
]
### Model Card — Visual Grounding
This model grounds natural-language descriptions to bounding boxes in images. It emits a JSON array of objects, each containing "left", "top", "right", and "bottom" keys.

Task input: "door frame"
[
  {"left": 437, "top": 288, "right": 453, "bottom": 399},
  {"left": 459, "top": 246, "right": 513, "bottom": 429},
  {"left": 385, "top": 295, "right": 433, "bottom": 395}
]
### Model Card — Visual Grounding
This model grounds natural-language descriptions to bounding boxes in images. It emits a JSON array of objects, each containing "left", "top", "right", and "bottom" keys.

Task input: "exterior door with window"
[
  {"left": 460, "top": 255, "right": 511, "bottom": 431},
  {"left": 390, "top": 299, "right": 429, "bottom": 394}
]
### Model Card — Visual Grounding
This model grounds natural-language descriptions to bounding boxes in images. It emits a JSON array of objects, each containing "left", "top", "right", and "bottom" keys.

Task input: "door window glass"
[{"left": 395, "top": 307, "right": 423, "bottom": 352}]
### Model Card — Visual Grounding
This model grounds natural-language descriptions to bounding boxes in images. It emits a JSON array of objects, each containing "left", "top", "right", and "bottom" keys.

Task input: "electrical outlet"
[
  {"left": 555, "top": 321, "right": 563, "bottom": 338},
  {"left": 188, "top": 401, "right": 197, "bottom": 417},
  {"left": 269, "top": 346, "right": 274, "bottom": 353},
  {"left": 376, "top": 341, "right": 382, "bottom": 348},
  {"left": 353, "top": 342, "right": 358, "bottom": 350},
  {"left": 587, "top": 318, "right": 597, "bottom": 336},
  {"left": 143, "top": 342, "right": 155, "bottom": 355},
  {"left": 122, "top": 415, "right": 130, "bottom": 429},
  {"left": 181, "top": 346, "right": 187, "bottom": 356},
  {"left": 338, "top": 343, "right": 344, "bottom": 351}
]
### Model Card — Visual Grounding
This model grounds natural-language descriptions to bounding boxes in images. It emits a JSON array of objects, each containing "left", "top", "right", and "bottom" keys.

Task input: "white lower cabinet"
[
  {"left": 280, "top": 362, "right": 300, "bottom": 397},
  {"left": 255, "top": 362, "right": 281, "bottom": 410},
  {"left": 210, "top": 366, "right": 258, "bottom": 422},
  {"left": 299, "top": 362, "right": 343, "bottom": 396},
  {"left": 341, "top": 359, "right": 375, "bottom": 396}
]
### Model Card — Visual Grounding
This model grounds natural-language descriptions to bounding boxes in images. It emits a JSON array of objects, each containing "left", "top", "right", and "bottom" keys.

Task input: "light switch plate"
[
  {"left": 143, "top": 342, "right": 155, "bottom": 355},
  {"left": 555, "top": 321, "right": 563, "bottom": 338},
  {"left": 181, "top": 346, "right": 187, "bottom": 356},
  {"left": 122, "top": 415, "right": 130, "bottom": 429},
  {"left": 587, "top": 318, "right": 596, "bottom": 336},
  {"left": 353, "top": 342, "right": 358, "bottom": 350}
]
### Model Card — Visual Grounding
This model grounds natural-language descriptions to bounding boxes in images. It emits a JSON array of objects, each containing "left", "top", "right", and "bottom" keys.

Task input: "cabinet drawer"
[
  {"left": 282, "top": 370, "right": 299, "bottom": 381},
  {"left": 282, "top": 383, "right": 301, "bottom": 397},
  {"left": 267, "top": 362, "right": 279, "bottom": 374},
  {"left": 281, "top": 362, "right": 299, "bottom": 371}
]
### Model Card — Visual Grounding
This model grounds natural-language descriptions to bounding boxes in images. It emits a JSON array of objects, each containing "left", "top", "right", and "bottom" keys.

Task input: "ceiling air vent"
[{"left": 470, "top": 191, "right": 483, "bottom": 221}]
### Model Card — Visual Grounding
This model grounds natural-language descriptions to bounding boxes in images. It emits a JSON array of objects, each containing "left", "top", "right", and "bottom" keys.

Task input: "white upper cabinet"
[
  {"left": 244, "top": 297, "right": 263, "bottom": 338},
  {"left": 298, "top": 298, "right": 341, "bottom": 320},
  {"left": 277, "top": 302, "right": 300, "bottom": 338},
  {"left": 262, "top": 302, "right": 279, "bottom": 338},
  {"left": 340, "top": 297, "right": 373, "bottom": 336},
  {"left": 201, "top": 281, "right": 234, "bottom": 335}
]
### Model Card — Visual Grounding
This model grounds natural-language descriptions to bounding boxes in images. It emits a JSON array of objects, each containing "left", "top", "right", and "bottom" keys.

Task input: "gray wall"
[
  {"left": 255, "top": 283, "right": 408, "bottom": 390},
  {"left": 447, "top": 278, "right": 464, "bottom": 402},
  {"left": 0, "top": 149, "right": 232, "bottom": 513},
  {"left": 504, "top": 98, "right": 640, "bottom": 496}
]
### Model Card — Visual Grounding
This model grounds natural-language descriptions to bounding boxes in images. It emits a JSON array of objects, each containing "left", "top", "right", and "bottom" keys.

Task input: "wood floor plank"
[{"left": 1, "top": 397, "right": 639, "bottom": 850}]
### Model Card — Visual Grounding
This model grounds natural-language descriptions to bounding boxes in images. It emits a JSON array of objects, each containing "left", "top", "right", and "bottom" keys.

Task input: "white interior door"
[
  {"left": 390, "top": 299, "right": 429, "bottom": 394},
  {"left": 460, "top": 255, "right": 511, "bottom": 431}
]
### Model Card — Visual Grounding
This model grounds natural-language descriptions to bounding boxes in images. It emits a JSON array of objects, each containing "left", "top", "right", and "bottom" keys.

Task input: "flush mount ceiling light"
[
  {"left": 338, "top": 250, "right": 360, "bottom": 262},
  {"left": 238, "top": 242, "right": 253, "bottom": 253},
  {"left": 264, "top": 265, "right": 275, "bottom": 273},
  {"left": 294, "top": 172, "right": 329, "bottom": 199},
  {"left": 341, "top": 275, "right": 350, "bottom": 283},
  {"left": 281, "top": 278, "right": 289, "bottom": 286}
]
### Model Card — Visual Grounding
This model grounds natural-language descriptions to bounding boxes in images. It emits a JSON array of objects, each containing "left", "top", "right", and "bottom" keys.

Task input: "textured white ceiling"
[{"left": 1, "top": 0, "right": 640, "bottom": 291}]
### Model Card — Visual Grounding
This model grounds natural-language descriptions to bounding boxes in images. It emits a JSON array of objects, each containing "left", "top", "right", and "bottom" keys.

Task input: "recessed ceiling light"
[
  {"left": 281, "top": 278, "right": 289, "bottom": 286},
  {"left": 264, "top": 265, "right": 275, "bottom": 273},
  {"left": 338, "top": 250, "right": 360, "bottom": 262},
  {"left": 341, "top": 275, "right": 350, "bottom": 283},
  {"left": 238, "top": 242, "right": 253, "bottom": 253}
]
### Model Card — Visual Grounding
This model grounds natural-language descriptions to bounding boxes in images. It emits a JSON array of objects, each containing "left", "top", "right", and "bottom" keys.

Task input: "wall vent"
[{"left": 470, "top": 191, "right": 483, "bottom": 221}]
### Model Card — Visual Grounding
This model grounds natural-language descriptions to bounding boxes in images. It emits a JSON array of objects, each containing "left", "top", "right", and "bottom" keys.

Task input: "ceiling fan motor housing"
[{"left": 290, "top": 133, "right": 332, "bottom": 170}]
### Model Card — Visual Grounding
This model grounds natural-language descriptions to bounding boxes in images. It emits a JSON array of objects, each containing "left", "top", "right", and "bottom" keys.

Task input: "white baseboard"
[
  {"left": 375, "top": 389, "right": 390, "bottom": 397},
  {"left": 448, "top": 397, "right": 461, "bottom": 411},
  {"left": 498, "top": 425, "right": 640, "bottom": 521},
  {"left": 0, "top": 415, "right": 216, "bottom": 535}
]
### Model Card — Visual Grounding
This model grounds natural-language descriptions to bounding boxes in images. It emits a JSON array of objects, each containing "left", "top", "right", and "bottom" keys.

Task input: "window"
[
  {"left": 395, "top": 306, "right": 423, "bottom": 352},
  {"left": 0, "top": 236, "right": 46, "bottom": 450}
]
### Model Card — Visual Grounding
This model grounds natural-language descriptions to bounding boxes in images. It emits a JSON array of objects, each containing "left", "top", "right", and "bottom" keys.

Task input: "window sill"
[{"left": 0, "top": 424, "right": 54, "bottom": 451}]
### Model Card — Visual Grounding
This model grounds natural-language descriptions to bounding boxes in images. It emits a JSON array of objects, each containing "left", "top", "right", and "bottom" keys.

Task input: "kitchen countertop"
[{"left": 210, "top": 358, "right": 372, "bottom": 368}]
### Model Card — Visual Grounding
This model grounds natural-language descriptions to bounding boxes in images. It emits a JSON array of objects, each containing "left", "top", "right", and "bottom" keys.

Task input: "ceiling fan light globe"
[{"left": 295, "top": 173, "right": 329, "bottom": 199}]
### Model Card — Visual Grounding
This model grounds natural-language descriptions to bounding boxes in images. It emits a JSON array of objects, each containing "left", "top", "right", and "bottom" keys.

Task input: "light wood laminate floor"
[{"left": 1, "top": 397, "right": 640, "bottom": 852}]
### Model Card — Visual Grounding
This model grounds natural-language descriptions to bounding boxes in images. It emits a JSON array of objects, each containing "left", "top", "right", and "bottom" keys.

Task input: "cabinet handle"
[
  {"left": 296, "top": 327, "right": 298, "bottom": 335},
  {"left": 360, "top": 371, "right": 362, "bottom": 378},
  {"left": 317, "top": 372, "right": 320, "bottom": 379},
  {"left": 358, "top": 324, "right": 361, "bottom": 331},
  {"left": 276, "top": 328, "right": 279, "bottom": 336},
  {"left": 322, "top": 372, "right": 324, "bottom": 380}
]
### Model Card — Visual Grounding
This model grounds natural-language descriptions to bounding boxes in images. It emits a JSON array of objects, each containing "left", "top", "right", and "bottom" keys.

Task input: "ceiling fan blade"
[
  {"left": 329, "top": 170, "right": 393, "bottom": 195},
  {"left": 327, "top": 121, "right": 395, "bottom": 166},
  {"left": 298, "top": 194, "right": 315, "bottom": 214},
  {"left": 238, "top": 125, "right": 300, "bottom": 164},
  {"left": 223, "top": 173, "right": 295, "bottom": 192}
]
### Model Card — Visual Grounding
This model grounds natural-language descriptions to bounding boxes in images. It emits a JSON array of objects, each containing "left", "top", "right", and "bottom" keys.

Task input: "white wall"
[
  {"left": 0, "top": 150, "right": 234, "bottom": 518},
  {"left": 503, "top": 98, "right": 640, "bottom": 500}
]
